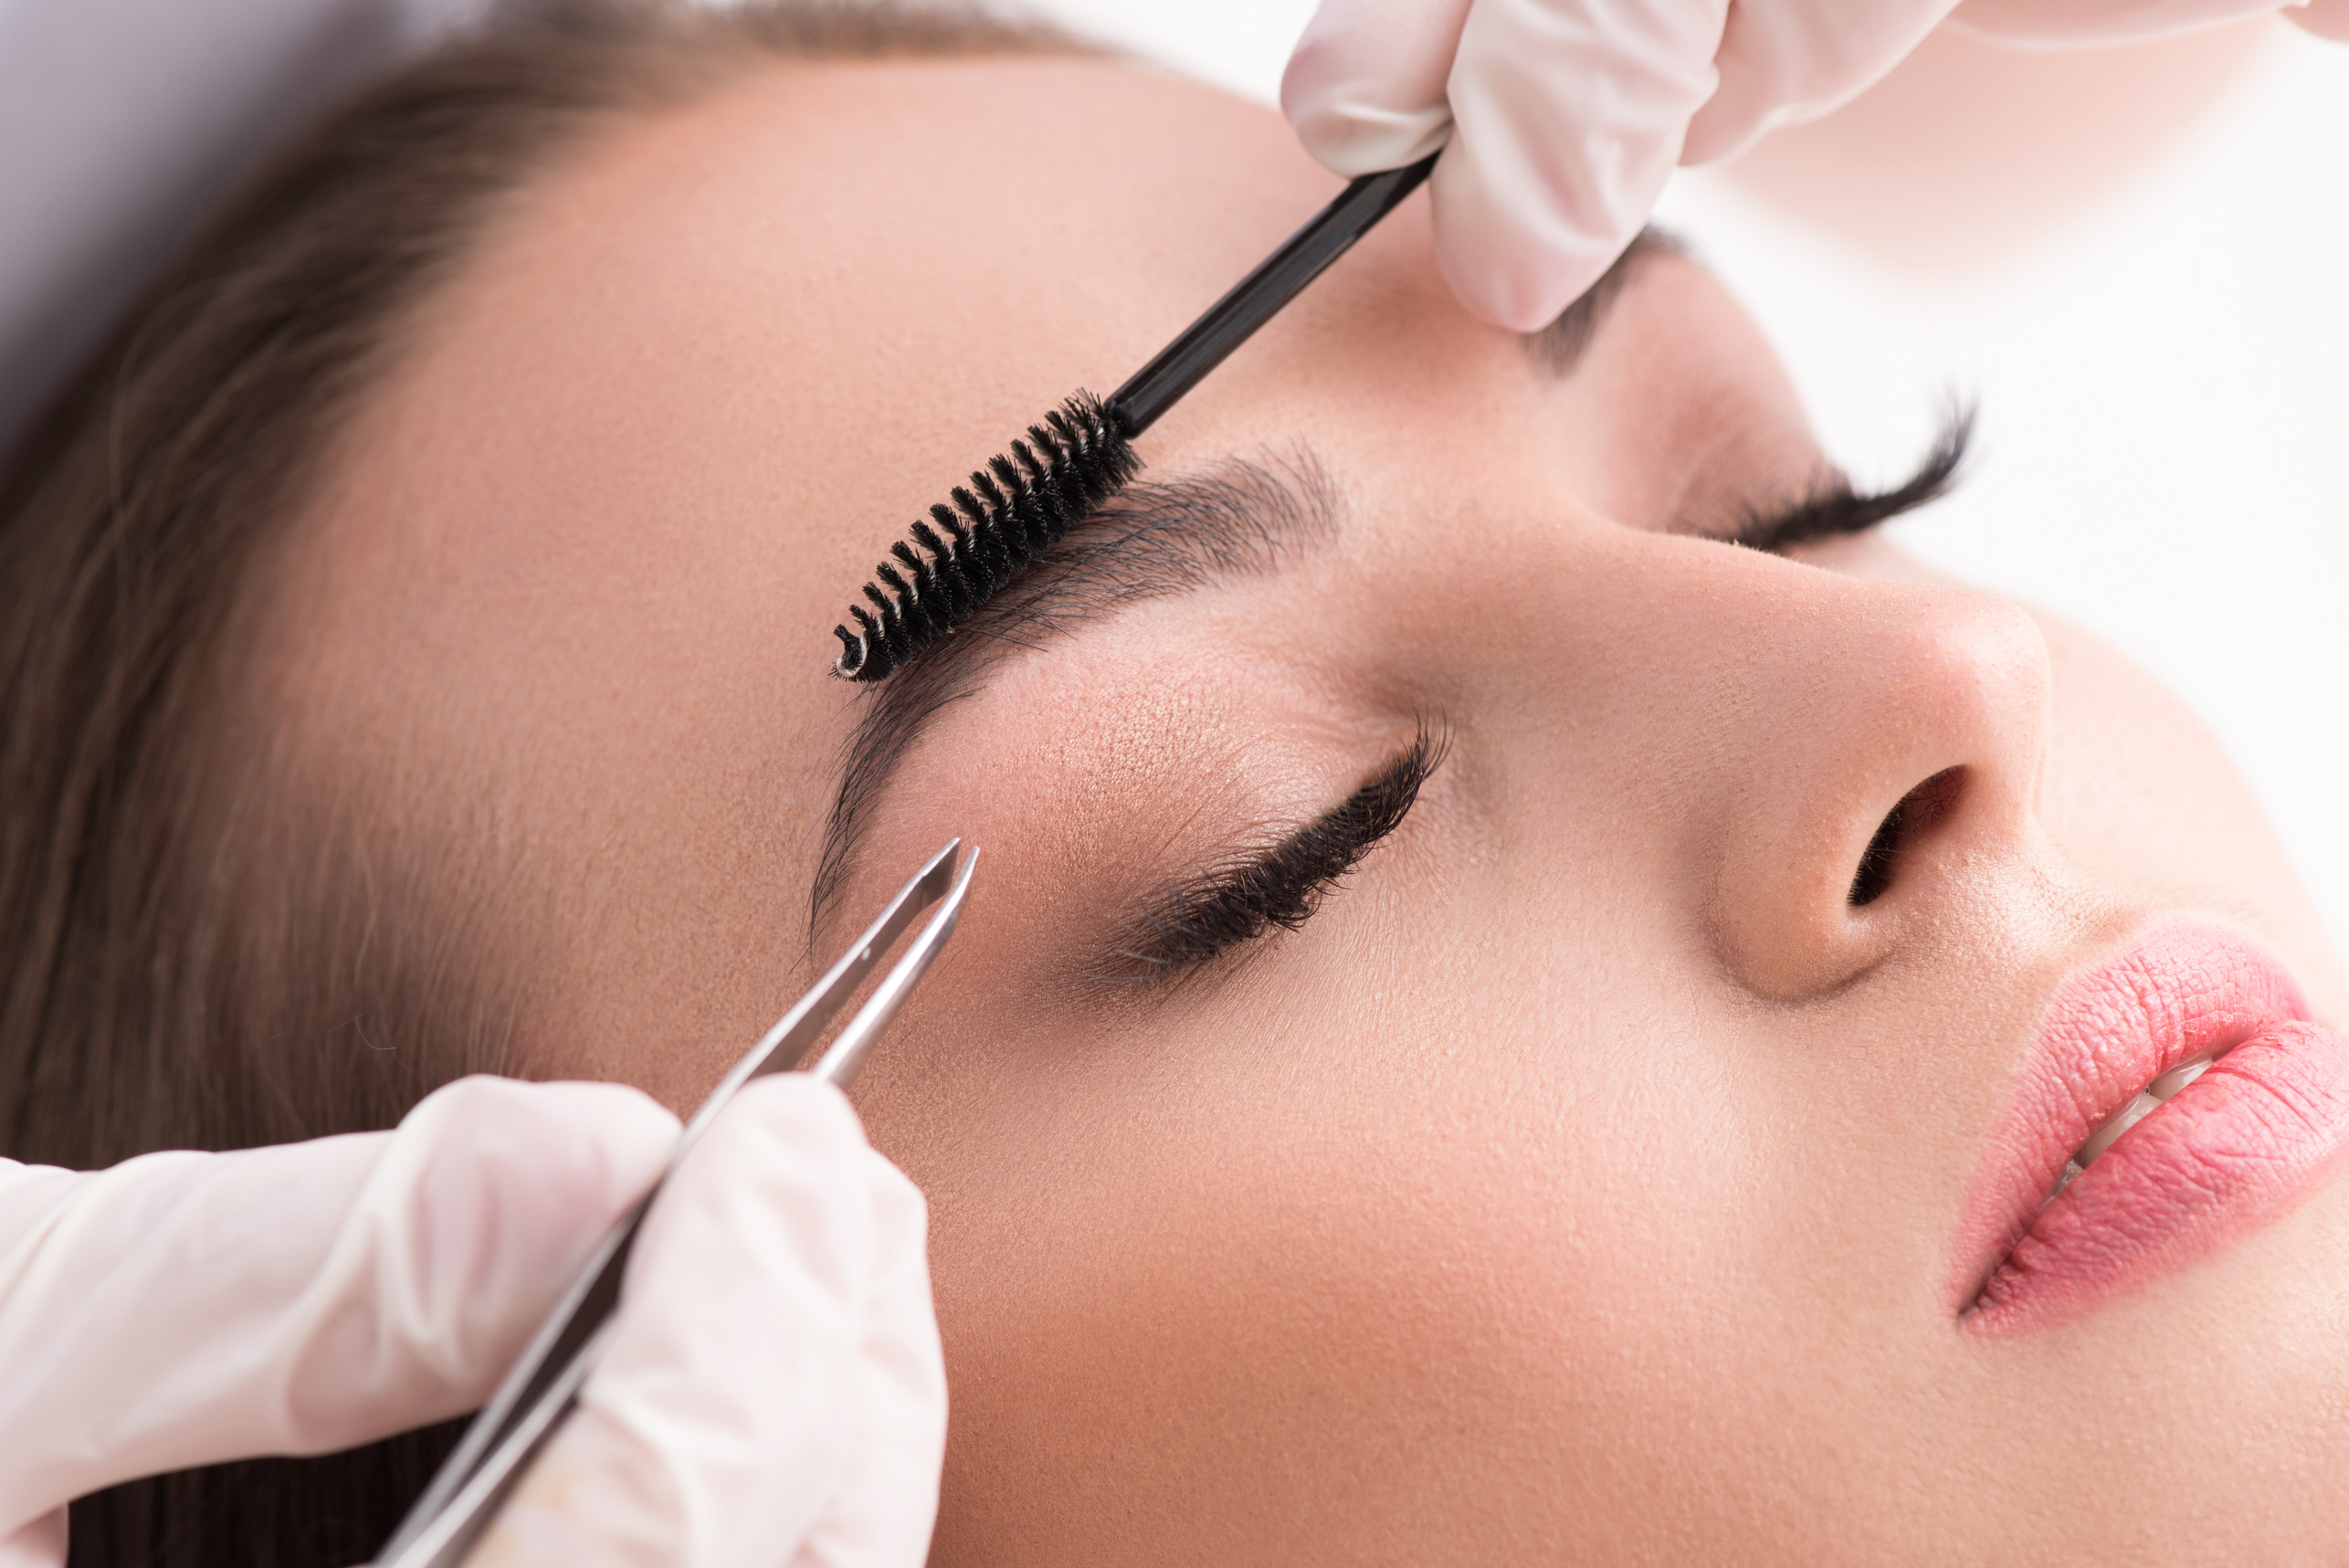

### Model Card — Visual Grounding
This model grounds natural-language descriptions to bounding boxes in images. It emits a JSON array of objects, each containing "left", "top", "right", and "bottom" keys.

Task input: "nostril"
[
  {"left": 1848, "top": 767, "right": 1966, "bottom": 907},
  {"left": 1848, "top": 806, "right": 1904, "bottom": 908}
]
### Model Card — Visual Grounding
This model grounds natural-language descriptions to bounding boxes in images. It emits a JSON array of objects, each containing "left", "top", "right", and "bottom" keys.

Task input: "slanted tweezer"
[{"left": 375, "top": 838, "right": 978, "bottom": 1568}]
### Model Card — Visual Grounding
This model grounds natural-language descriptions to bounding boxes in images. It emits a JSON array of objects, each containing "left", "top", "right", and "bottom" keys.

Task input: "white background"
[{"left": 5, "top": 0, "right": 2342, "bottom": 946}]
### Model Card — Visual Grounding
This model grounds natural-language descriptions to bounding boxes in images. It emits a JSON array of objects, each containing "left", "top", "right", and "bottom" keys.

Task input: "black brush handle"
[{"left": 1108, "top": 152, "right": 1438, "bottom": 438}]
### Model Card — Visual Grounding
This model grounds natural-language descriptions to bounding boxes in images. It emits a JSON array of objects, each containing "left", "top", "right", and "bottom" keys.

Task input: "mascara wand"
[{"left": 831, "top": 152, "right": 1438, "bottom": 681}]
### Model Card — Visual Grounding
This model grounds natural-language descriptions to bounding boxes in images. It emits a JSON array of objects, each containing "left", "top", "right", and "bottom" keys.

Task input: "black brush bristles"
[
  {"left": 826, "top": 158, "right": 1444, "bottom": 682},
  {"left": 832, "top": 390, "right": 1141, "bottom": 681}
]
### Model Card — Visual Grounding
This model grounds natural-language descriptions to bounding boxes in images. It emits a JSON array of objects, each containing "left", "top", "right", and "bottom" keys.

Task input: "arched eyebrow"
[{"left": 810, "top": 451, "right": 1341, "bottom": 934}]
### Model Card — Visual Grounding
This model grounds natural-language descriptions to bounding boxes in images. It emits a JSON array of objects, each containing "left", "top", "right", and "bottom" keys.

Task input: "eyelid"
[{"left": 1101, "top": 717, "right": 1449, "bottom": 985}]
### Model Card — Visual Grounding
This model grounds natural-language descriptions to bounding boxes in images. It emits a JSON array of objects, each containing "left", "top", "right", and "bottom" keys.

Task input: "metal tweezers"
[{"left": 373, "top": 839, "right": 978, "bottom": 1568}]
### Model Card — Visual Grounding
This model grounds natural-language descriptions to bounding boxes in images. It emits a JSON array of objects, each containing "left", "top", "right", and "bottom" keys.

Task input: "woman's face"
[{"left": 273, "top": 53, "right": 2349, "bottom": 1564}]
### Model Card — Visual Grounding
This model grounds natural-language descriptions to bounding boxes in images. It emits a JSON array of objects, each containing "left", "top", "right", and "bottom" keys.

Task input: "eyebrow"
[
  {"left": 1523, "top": 227, "right": 1681, "bottom": 375},
  {"left": 810, "top": 451, "right": 1341, "bottom": 930},
  {"left": 809, "top": 226, "right": 1674, "bottom": 931}
]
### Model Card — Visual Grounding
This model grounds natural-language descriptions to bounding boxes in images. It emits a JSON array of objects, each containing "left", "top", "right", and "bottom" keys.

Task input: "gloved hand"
[
  {"left": 466, "top": 1076, "right": 946, "bottom": 1568},
  {"left": 1281, "top": 0, "right": 2349, "bottom": 330},
  {"left": 0, "top": 1073, "right": 946, "bottom": 1568}
]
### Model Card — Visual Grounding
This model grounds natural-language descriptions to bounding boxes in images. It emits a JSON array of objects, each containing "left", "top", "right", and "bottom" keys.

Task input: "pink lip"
[{"left": 1956, "top": 921, "right": 2349, "bottom": 1334}]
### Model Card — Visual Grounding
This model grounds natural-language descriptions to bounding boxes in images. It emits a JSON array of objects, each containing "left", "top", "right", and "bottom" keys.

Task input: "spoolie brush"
[{"left": 830, "top": 153, "right": 1438, "bottom": 681}]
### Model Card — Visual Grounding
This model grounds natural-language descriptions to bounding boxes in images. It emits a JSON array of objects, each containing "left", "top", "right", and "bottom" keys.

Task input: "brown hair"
[{"left": 0, "top": 3, "right": 1073, "bottom": 1562}]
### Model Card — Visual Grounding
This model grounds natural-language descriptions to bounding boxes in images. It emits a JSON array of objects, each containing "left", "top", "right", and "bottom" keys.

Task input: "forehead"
[
  {"left": 298, "top": 55, "right": 1359, "bottom": 720},
  {"left": 543, "top": 54, "right": 1347, "bottom": 574}
]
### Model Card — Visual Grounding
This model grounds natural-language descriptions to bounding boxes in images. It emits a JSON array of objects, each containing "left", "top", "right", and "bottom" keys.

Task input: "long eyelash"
[
  {"left": 1736, "top": 398, "right": 1977, "bottom": 554},
  {"left": 1112, "top": 721, "right": 1449, "bottom": 979}
]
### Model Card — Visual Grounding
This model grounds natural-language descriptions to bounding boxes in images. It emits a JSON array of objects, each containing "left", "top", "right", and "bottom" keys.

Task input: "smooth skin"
[{"left": 254, "top": 54, "right": 2349, "bottom": 1566}]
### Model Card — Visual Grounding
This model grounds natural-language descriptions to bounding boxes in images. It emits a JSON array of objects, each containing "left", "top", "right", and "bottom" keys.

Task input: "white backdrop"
[{"left": 5, "top": 0, "right": 2341, "bottom": 947}]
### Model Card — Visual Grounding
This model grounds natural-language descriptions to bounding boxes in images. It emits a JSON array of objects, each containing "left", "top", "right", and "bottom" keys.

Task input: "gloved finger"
[
  {"left": 0, "top": 1509, "right": 65, "bottom": 1568},
  {"left": 0, "top": 1076, "right": 677, "bottom": 1540},
  {"left": 1281, "top": 0, "right": 1474, "bottom": 175},
  {"left": 1431, "top": 0, "right": 1732, "bottom": 331},
  {"left": 468, "top": 1076, "right": 946, "bottom": 1568},
  {"left": 1680, "top": 0, "right": 1961, "bottom": 165},
  {"left": 781, "top": 1134, "right": 941, "bottom": 1568},
  {"left": 2288, "top": 0, "right": 2349, "bottom": 37},
  {"left": 1944, "top": 0, "right": 2296, "bottom": 47}
]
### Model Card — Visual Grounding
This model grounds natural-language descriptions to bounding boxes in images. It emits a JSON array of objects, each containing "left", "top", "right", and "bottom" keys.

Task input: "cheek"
[
  {"left": 871, "top": 897, "right": 1832, "bottom": 1563},
  {"left": 2034, "top": 615, "right": 2348, "bottom": 1016}
]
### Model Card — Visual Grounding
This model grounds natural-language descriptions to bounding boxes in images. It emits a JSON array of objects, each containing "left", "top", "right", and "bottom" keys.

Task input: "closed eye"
[
  {"left": 1729, "top": 399, "right": 1976, "bottom": 555},
  {"left": 1102, "top": 718, "right": 1448, "bottom": 983}
]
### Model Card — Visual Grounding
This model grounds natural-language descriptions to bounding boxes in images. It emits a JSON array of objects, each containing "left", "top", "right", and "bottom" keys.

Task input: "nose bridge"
[{"left": 1480, "top": 527, "right": 2054, "bottom": 1004}]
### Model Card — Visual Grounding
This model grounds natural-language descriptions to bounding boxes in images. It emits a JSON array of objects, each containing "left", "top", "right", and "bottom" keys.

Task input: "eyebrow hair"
[
  {"left": 1523, "top": 227, "right": 1684, "bottom": 375},
  {"left": 809, "top": 451, "right": 1341, "bottom": 931}
]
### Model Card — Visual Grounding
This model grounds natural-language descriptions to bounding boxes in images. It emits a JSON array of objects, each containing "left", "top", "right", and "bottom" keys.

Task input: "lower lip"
[{"left": 1964, "top": 929, "right": 2349, "bottom": 1334}]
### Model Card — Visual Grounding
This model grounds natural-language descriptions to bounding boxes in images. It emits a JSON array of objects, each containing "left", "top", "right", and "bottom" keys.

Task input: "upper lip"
[{"left": 1951, "top": 919, "right": 2314, "bottom": 1316}]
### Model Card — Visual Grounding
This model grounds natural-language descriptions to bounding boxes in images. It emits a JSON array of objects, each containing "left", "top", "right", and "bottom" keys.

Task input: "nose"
[{"left": 1696, "top": 559, "right": 2052, "bottom": 999}]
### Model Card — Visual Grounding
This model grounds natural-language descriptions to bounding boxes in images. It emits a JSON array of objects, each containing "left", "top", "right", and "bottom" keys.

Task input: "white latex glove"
[
  {"left": 467, "top": 1076, "right": 946, "bottom": 1568},
  {"left": 1281, "top": 0, "right": 2349, "bottom": 330},
  {"left": 0, "top": 1072, "right": 947, "bottom": 1568}
]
